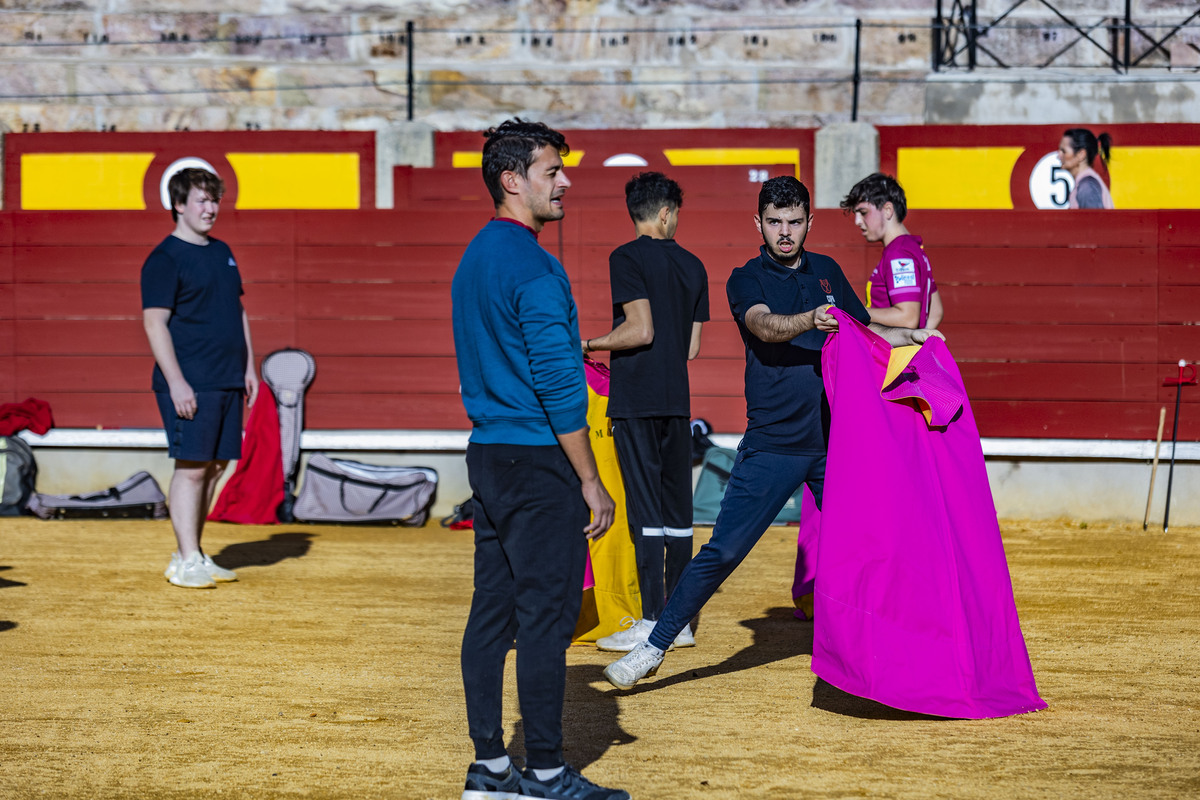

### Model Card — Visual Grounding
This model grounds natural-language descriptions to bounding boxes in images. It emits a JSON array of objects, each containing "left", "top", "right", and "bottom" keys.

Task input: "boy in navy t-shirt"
[{"left": 141, "top": 168, "right": 258, "bottom": 589}]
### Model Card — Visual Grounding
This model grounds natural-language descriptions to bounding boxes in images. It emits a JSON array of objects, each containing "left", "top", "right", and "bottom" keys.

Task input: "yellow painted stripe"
[
  {"left": 226, "top": 152, "right": 360, "bottom": 209},
  {"left": 21, "top": 153, "right": 154, "bottom": 210},
  {"left": 663, "top": 147, "right": 801, "bottom": 178},
  {"left": 1110, "top": 147, "right": 1200, "bottom": 209},
  {"left": 898, "top": 147, "right": 1024, "bottom": 209},
  {"left": 452, "top": 150, "right": 585, "bottom": 168}
]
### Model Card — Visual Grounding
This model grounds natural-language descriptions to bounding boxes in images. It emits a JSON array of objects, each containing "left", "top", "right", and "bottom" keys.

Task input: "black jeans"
[{"left": 461, "top": 442, "right": 588, "bottom": 769}]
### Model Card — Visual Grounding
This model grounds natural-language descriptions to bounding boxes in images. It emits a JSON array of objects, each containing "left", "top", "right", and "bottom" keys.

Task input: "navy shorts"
[{"left": 155, "top": 390, "right": 244, "bottom": 462}]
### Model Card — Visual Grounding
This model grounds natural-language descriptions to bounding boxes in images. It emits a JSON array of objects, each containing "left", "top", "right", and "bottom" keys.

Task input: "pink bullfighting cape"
[{"left": 811, "top": 309, "right": 1046, "bottom": 719}]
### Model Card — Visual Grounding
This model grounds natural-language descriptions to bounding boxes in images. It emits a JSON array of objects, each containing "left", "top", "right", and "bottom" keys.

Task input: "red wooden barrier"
[{"left": 3, "top": 200, "right": 1199, "bottom": 440}]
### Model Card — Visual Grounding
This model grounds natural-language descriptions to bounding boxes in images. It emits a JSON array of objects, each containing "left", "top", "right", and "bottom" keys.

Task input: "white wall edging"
[{"left": 16, "top": 429, "right": 1200, "bottom": 461}]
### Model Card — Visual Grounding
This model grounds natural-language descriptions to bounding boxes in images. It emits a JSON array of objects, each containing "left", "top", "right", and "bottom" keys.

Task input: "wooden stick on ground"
[{"left": 1144, "top": 406, "right": 1167, "bottom": 531}]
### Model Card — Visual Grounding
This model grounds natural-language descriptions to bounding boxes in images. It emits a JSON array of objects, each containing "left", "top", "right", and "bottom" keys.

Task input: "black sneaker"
[
  {"left": 462, "top": 762, "right": 522, "bottom": 800},
  {"left": 519, "top": 764, "right": 631, "bottom": 800}
]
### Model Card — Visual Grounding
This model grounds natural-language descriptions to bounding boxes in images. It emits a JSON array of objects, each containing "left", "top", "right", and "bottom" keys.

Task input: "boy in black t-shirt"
[
  {"left": 141, "top": 168, "right": 258, "bottom": 589},
  {"left": 582, "top": 172, "right": 709, "bottom": 651}
]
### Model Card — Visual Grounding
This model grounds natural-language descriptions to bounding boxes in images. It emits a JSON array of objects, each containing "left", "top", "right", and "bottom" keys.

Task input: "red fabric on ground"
[{"left": 208, "top": 386, "right": 284, "bottom": 524}]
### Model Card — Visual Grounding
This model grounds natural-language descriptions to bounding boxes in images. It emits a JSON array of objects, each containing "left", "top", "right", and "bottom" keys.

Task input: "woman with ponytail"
[{"left": 1058, "top": 128, "right": 1114, "bottom": 209}]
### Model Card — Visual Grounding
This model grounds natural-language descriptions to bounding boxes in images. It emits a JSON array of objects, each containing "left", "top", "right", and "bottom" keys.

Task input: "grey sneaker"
[
  {"left": 596, "top": 617, "right": 671, "bottom": 652},
  {"left": 518, "top": 763, "right": 630, "bottom": 800},
  {"left": 167, "top": 552, "right": 216, "bottom": 589},
  {"left": 202, "top": 553, "right": 237, "bottom": 582},
  {"left": 603, "top": 641, "right": 664, "bottom": 690},
  {"left": 462, "top": 762, "right": 521, "bottom": 800},
  {"left": 672, "top": 623, "right": 695, "bottom": 648}
]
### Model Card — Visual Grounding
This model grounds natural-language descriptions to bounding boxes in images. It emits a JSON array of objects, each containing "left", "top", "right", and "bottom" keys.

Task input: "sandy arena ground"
[{"left": 2, "top": 515, "right": 1198, "bottom": 799}]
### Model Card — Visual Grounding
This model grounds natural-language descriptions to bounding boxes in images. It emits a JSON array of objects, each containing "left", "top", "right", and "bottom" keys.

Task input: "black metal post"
[
  {"left": 932, "top": 0, "right": 943, "bottom": 72},
  {"left": 967, "top": 0, "right": 977, "bottom": 71},
  {"left": 851, "top": 19, "right": 862, "bottom": 122},
  {"left": 1163, "top": 382, "right": 1184, "bottom": 532},
  {"left": 1110, "top": 18, "right": 1120, "bottom": 73},
  {"left": 1123, "top": 0, "right": 1132, "bottom": 73},
  {"left": 406, "top": 20, "right": 415, "bottom": 121}
]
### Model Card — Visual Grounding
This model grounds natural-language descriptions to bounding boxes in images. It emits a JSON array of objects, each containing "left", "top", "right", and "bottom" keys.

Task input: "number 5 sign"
[{"left": 1028, "top": 151, "right": 1074, "bottom": 209}]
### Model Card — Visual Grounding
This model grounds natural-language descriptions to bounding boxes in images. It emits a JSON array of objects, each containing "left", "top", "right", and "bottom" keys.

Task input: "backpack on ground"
[
  {"left": 27, "top": 471, "right": 168, "bottom": 520},
  {"left": 690, "top": 418, "right": 716, "bottom": 465},
  {"left": 261, "top": 348, "right": 317, "bottom": 522},
  {"left": 292, "top": 454, "right": 437, "bottom": 526},
  {"left": 0, "top": 436, "right": 37, "bottom": 516},
  {"left": 692, "top": 446, "right": 804, "bottom": 526}
]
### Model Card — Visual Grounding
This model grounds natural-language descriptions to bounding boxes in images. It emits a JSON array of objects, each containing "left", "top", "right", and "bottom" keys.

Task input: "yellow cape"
[{"left": 572, "top": 384, "right": 642, "bottom": 643}]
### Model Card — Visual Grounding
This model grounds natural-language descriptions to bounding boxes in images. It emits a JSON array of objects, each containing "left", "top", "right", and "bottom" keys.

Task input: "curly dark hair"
[
  {"left": 480, "top": 118, "right": 570, "bottom": 207},
  {"left": 757, "top": 175, "right": 810, "bottom": 217},
  {"left": 839, "top": 173, "right": 907, "bottom": 222}
]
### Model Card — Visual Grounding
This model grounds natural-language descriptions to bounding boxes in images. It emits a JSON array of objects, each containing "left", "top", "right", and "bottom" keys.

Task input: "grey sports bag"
[
  {"left": 292, "top": 454, "right": 437, "bottom": 526},
  {"left": 28, "top": 471, "right": 168, "bottom": 520}
]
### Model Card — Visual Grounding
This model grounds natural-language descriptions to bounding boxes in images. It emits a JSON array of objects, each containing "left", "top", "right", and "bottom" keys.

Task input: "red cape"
[{"left": 208, "top": 385, "right": 284, "bottom": 524}]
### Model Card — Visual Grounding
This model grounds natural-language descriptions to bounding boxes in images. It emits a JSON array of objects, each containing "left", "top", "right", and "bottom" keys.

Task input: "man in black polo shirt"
[
  {"left": 582, "top": 171, "right": 709, "bottom": 652},
  {"left": 604, "top": 175, "right": 942, "bottom": 690}
]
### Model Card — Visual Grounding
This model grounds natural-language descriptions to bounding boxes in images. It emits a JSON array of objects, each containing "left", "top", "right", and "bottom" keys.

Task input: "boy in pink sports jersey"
[{"left": 841, "top": 173, "right": 943, "bottom": 330}]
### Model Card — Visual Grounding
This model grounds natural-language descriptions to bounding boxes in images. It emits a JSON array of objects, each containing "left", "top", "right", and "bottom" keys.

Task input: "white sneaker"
[
  {"left": 201, "top": 553, "right": 237, "bottom": 582},
  {"left": 672, "top": 623, "right": 695, "bottom": 648},
  {"left": 167, "top": 552, "right": 216, "bottom": 589},
  {"left": 165, "top": 552, "right": 236, "bottom": 583},
  {"left": 595, "top": 617, "right": 654, "bottom": 652},
  {"left": 603, "top": 641, "right": 665, "bottom": 690}
]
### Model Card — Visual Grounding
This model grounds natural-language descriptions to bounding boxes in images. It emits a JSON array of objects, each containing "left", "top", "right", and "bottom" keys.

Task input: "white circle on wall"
[
  {"left": 160, "top": 157, "right": 219, "bottom": 210},
  {"left": 1029, "top": 151, "right": 1074, "bottom": 210},
  {"left": 603, "top": 153, "right": 649, "bottom": 167}
]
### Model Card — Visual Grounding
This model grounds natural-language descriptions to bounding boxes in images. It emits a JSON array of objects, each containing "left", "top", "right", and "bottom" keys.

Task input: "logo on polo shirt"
[
  {"left": 228, "top": 257, "right": 237, "bottom": 267},
  {"left": 890, "top": 258, "right": 917, "bottom": 288}
]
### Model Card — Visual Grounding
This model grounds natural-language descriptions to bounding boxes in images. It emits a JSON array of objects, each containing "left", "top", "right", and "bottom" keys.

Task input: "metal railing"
[{"left": 934, "top": 0, "right": 1200, "bottom": 72}]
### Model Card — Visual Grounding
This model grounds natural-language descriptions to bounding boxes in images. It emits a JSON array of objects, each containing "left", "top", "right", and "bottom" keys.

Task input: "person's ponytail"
[{"left": 1096, "top": 132, "right": 1113, "bottom": 169}]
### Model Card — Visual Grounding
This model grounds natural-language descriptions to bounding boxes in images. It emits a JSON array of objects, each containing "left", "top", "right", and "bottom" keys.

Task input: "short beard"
[{"left": 764, "top": 240, "right": 801, "bottom": 267}]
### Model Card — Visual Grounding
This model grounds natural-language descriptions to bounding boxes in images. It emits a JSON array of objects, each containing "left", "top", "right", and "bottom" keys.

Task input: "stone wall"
[{"left": 1, "top": 1, "right": 1198, "bottom": 133}]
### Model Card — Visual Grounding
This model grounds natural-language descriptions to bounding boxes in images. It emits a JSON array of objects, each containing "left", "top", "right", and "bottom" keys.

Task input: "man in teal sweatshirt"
[{"left": 451, "top": 118, "right": 629, "bottom": 800}]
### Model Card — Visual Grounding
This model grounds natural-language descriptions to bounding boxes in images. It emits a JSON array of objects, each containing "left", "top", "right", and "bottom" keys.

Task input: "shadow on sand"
[
  {"left": 0, "top": 565, "right": 26, "bottom": 589},
  {"left": 1, "top": 566, "right": 24, "bottom": 632},
  {"left": 212, "top": 531, "right": 316, "bottom": 570},
  {"left": 810, "top": 679, "right": 958, "bottom": 721},
  {"left": 598, "top": 605, "right": 953, "bottom": 722},
  {"left": 620, "top": 605, "right": 812, "bottom": 695},
  {"left": 505, "top": 662, "right": 637, "bottom": 772}
]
